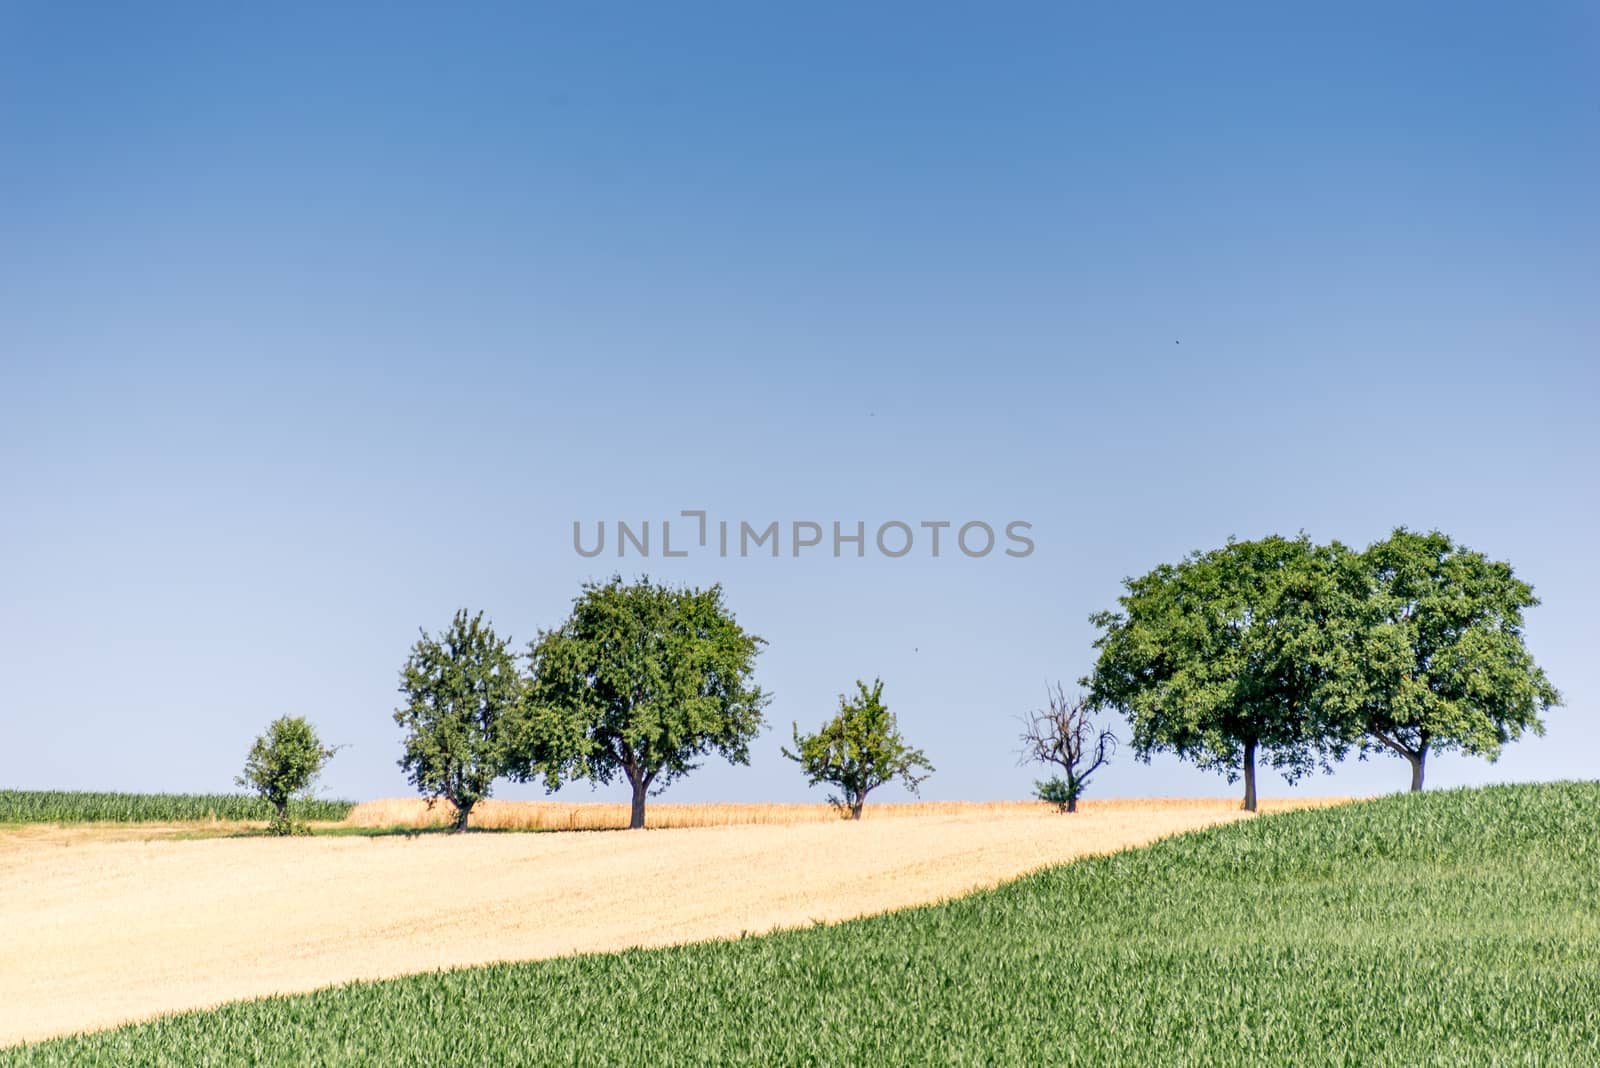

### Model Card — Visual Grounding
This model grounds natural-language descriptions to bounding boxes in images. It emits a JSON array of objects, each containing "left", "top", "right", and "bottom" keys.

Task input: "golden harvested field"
[
  {"left": 340, "top": 794, "right": 1345, "bottom": 831},
  {"left": 0, "top": 797, "right": 1348, "bottom": 1048}
]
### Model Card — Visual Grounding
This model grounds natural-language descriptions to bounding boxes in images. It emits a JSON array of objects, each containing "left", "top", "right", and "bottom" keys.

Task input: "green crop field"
[
  {"left": 0, "top": 789, "right": 353, "bottom": 825},
  {"left": 6, "top": 782, "right": 1598, "bottom": 1066}
]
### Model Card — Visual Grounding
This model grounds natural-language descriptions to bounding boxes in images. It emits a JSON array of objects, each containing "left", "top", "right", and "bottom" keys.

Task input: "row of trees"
[
  {"left": 233, "top": 578, "right": 938, "bottom": 834},
  {"left": 235, "top": 527, "right": 1558, "bottom": 829},
  {"left": 1084, "top": 528, "right": 1561, "bottom": 810},
  {"left": 394, "top": 580, "right": 765, "bottom": 831},
  {"left": 393, "top": 577, "right": 936, "bottom": 830}
]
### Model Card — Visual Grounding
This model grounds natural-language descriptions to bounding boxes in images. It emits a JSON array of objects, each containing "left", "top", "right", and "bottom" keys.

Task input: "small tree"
[
  {"left": 395, "top": 609, "right": 522, "bottom": 833},
  {"left": 237, "top": 716, "right": 338, "bottom": 835},
  {"left": 783, "top": 678, "right": 934, "bottom": 820},
  {"left": 518, "top": 576, "right": 769, "bottom": 830},
  {"left": 1033, "top": 777, "right": 1075, "bottom": 813},
  {"left": 1019, "top": 683, "right": 1115, "bottom": 813}
]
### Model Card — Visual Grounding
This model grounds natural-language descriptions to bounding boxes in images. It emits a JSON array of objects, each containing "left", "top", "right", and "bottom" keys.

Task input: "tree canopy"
[
  {"left": 237, "top": 715, "right": 338, "bottom": 835},
  {"left": 783, "top": 678, "right": 934, "bottom": 819},
  {"left": 1341, "top": 527, "right": 1561, "bottom": 790},
  {"left": 1086, "top": 530, "right": 1560, "bottom": 804},
  {"left": 518, "top": 576, "right": 769, "bottom": 829},
  {"left": 394, "top": 609, "right": 522, "bottom": 832},
  {"left": 1085, "top": 534, "right": 1363, "bottom": 810}
]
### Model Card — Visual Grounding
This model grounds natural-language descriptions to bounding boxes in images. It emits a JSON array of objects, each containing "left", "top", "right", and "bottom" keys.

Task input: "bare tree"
[{"left": 1018, "top": 683, "right": 1116, "bottom": 813}]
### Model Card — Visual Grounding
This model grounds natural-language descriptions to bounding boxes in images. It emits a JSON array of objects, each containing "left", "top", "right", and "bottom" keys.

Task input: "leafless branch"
[{"left": 1018, "top": 682, "right": 1117, "bottom": 812}]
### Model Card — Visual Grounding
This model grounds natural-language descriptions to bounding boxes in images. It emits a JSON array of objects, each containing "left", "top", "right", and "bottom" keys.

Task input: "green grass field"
[
  {"left": 0, "top": 789, "right": 353, "bottom": 825},
  {"left": 6, "top": 782, "right": 1598, "bottom": 1066}
]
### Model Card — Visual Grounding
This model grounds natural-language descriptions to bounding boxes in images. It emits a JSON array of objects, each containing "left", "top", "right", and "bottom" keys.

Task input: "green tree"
[
  {"left": 518, "top": 576, "right": 769, "bottom": 830},
  {"left": 1344, "top": 528, "right": 1561, "bottom": 791},
  {"left": 237, "top": 715, "right": 339, "bottom": 835},
  {"left": 1085, "top": 535, "right": 1361, "bottom": 811},
  {"left": 395, "top": 609, "right": 522, "bottom": 832},
  {"left": 783, "top": 678, "right": 934, "bottom": 820}
]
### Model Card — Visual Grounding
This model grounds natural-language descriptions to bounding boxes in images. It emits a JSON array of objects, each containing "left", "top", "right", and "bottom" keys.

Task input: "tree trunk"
[
  {"left": 1408, "top": 747, "right": 1427, "bottom": 792},
  {"left": 1242, "top": 738, "right": 1258, "bottom": 813},
  {"left": 453, "top": 800, "right": 472, "bottom": 834},
  {"left": 1066, "top": 796, "right": 1078, "bottom": 814},
  {"left": 849, "top": 801, "right": 864, "bottom": 821},
  {"left": 629, "top": 779, "right": 647, "bottom": 830}
]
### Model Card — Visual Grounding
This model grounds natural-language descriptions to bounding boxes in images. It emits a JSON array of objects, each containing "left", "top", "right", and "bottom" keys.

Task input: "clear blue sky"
[{"left": 2, "top": 2, "right": 1595, "bottom": 806}]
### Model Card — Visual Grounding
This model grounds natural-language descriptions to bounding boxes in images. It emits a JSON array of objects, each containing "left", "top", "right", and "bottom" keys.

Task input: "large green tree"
[
  {"left": 518, "top": 576, "right": 769, "bottom": 829},
  {"left": 1343, "top": 528, "right": 1560, "bottom": 791},
  {"left": 1085, "top": 535, "right": 1362, "bottom": 811},
  {"left": 394, "top": 609, "right": 522, "bottom": 832},
  {"left": 783, "top": 678, "right": 934, "bottom": 820}
]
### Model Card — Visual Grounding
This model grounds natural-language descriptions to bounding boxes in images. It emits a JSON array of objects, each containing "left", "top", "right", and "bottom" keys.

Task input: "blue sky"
[{"left": 2, "top": 2, "right": 1595, "bottom": 807}]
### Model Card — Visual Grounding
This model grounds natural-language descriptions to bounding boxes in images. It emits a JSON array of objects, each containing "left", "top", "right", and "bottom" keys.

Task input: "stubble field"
[{"left": 0, "top": 797, "right": 1328, "bottom": 1047}]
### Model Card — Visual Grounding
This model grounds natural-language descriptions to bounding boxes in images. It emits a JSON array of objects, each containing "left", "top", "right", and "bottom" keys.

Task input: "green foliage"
[
  {"left": 519, "top": 576, "right": 769, "bottom": 829},
  {"left": 394, "top": 609, "right": 523, "bottom": 832},
  {"left": 1342, "top": 528, "right": 1562, "bottom": 789},
  {"left": 1032, "top": 776, "right": 1074, "bottom": 812},
  {"left": 0, "top": 790, "right": 352, "bottom": 825},
  {"left": 1086, "top": 529, "right": 1563, "bottom": 802},
  {"left": 12, "top": 782, "right": 1600, "bottom": 1066},
  {"left": 1085, "top": 534, "right": 1362, "bottom": 809},
  {"left": 236, "top": 716, "right": 339, "bottom": 835},
  {"left": 782, "top": 678, "right": 934, "bottom": 819}
]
